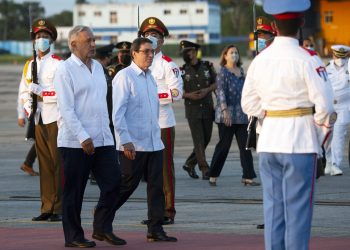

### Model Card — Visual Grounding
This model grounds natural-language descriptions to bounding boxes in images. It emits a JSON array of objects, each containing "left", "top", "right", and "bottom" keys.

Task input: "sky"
[{"left": 14, "top": 0, "right": 153, "bottom": 16}]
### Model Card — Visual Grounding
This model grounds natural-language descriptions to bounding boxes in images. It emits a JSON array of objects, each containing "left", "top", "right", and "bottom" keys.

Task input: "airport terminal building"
[{"left": 72, "top": 1, "right": 221, "bottom": 45}]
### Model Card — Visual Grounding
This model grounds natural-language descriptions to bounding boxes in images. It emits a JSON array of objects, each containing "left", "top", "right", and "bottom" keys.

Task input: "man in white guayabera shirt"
[
  {"left": 54, "top": 25, "right": 125, "bottom": 248},
  {"left": 112, "top": 37, "right": 177, "bottom": 242}
]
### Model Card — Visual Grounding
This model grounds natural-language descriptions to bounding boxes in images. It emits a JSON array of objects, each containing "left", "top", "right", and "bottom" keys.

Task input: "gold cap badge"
[
  {"left": 148, "top": 18, "right": 155, "bottom": 25},
  {"left": 38, "top": 20, "right": 45, "bottom": 26}
]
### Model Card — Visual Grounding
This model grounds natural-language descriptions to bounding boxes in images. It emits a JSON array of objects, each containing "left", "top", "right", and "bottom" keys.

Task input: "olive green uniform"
[{"left": 182, "top": 60, "right": 216, "bottom": 175}]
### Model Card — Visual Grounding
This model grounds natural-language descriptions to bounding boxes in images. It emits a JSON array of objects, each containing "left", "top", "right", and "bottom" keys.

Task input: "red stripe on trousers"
[{"left": 166, "top": 127, "right": 175, "bottom": 211}]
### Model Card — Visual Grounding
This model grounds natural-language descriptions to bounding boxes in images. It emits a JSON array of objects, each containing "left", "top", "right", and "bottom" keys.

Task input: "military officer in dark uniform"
[
  {"left": 107, "top": 41, "right": 132, "bottom": 79},
  {"left": 180, "top": 40, "right": 216, "bottom": 180}
]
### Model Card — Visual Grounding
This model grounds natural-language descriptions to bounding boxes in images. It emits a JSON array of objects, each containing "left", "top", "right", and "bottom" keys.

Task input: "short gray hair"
[{"left": 68, "top": 25, "right": 92, "bottom": 52}]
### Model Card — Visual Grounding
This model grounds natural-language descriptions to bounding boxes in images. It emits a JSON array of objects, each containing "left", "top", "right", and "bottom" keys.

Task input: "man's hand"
[
  {"left": 123, "top": 142, "right": 136, "bottom": 160},
  {"left": 185, "top": 91, "right": 201, "bottom": 100},
  {"left": 197, "top": 88, "right": 210, "bottom": 99},
  {"left": 223, "top": 110, "right": 232, "bottom": 127},
  {"left": 18, "top": 118, "right": 26, "bottom": 127},
  {"left": 81, "top": 138, "right": 95, "bottom": 155}
]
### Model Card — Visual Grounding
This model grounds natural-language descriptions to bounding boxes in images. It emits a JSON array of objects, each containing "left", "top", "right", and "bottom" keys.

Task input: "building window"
[
  {"left": 94, "top": 11, "right": 102, "bottom": 17},
  {"left": 110, "top": 11, "right": 117, "bottom": 23},
  {"left": 164, "top": 9, "right": 171, "bottom": 15},
  {"left": 324, "top": 11, "right": 333, "bottom": 23},
  {"left": 180, "top": 9, "right": 187, "bottom": 14},
  {"left": 196, "top": 9, "right": 204, "bottom": 14},
  {"left": 111, "top": 36, "right": 118, "bottom": 43},
  {"left": 178, "top": 34, "right": 188, "bottom": 39},
  {"left": 78, "top": 11, "right": 85, "bottom": 17}
]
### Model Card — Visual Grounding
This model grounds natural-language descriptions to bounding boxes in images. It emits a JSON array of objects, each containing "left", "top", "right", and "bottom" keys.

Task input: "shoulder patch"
[
  {"left": 162, "top": 55, "right": 173, "bottom": 63},
  {"left": 51, "top": 54, "right": 62, "bottom": 60},
  {"left": 301, "top": 47, "right": 317, "bottom": 56}
]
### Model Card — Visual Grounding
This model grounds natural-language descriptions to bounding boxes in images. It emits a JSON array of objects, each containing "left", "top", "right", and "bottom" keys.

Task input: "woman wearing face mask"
[
  {"left": 324, "top": 45, "right": 350, "bottom": 176},
  {"left": 208, "top": 45, "right": 259, "bottom": 186}
]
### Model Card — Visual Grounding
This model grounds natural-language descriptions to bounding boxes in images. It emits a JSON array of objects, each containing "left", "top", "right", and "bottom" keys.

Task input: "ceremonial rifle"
[
  {"left": 25, "top": 5, "right": 38, "bottom": 141},
  {"left": 245, "top": 0, "right": 259, "bottom": 150}
]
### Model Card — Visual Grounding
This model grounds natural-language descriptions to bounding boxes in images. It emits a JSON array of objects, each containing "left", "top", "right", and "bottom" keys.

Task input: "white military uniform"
[
  {"left": 325, "top": 58, "right": 350, "bottom": 174},
  {"left": 242, "top": 37, "right": 335, "bottom": 250},
  {"left": 149, "top": 51, "right": 183, "bottom": 128},
  {"left": 18, "top": 51, "right": 62, "bottom": 216},
  {"left": 19, "top": 52, "right": 61, "bottom": 124},
  {"left": 149, "top": 50, "right": 183, "bottom": 220}
]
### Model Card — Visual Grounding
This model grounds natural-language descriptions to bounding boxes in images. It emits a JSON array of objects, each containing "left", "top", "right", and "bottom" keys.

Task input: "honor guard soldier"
[
  {"left": 18, "top": 18, "right": 62, "bottom": 222},
  {"left": 241, "top": 0, "right": 336, "bottom": 249},
  {"left": 325, "top": 45, "right": 350, "bottom": 176},
  {"left": 180, "top": 40, "right": 217, "bottom": 180},
  {"left": 107, "top": 41, "right": 132, "bottom": 79},
  {"left": 137, "top": 17, "right": 183, "bottom": 226},
  {"left": 255, "top": 16, "right": 276, "bottom": 53}
]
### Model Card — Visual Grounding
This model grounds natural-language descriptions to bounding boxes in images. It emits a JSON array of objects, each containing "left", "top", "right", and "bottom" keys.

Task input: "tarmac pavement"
[{"left": 0, "top": 63, "right": 350, "bottom": 249}]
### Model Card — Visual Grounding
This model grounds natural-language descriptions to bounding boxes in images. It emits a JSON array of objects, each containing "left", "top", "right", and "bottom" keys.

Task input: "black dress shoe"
[
  {"left": 65, "top": 238, "right": 96, "bottom": 248},
  {"left": 48, "top": 214, "right": 62, "bottom": 222},
  {"left": 92, "top": 232, "right": 127, "bottom": 245},
  {"left": 32, "top": 213, "right": 52, "bottom": 221},
  {"left": 182, "top": 165, "right": 199, "bottom": 179},
  {"left": 141, "top": 217, "right": 174, "bottom": 225},
  {"left": 147, "top": 232, "right": 177, "bottom": 242}
]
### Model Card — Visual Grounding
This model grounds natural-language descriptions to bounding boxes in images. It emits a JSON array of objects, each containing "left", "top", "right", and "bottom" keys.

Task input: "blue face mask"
[
  {"left": 257, "top": 38, "right": 267, "bottom": 52},
  {"left": 145, "top": 35, "right": 158, "bottom": 50},
  {"left": 35, "top": 38, "right": 50, "bottom": 52}
]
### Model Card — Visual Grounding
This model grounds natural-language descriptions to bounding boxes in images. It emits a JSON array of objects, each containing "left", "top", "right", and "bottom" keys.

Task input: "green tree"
[
  {"left": 48, "top": 11, "right": 73, "bottom": 26},
  {"left": 0, "top": 0, "right": 44, "bottom": 40}
]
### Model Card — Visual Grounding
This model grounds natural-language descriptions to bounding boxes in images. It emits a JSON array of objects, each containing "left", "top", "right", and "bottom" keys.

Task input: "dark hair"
[
  {"left": 130, "top": 37, "right": 152, "bottom": 57},
  {"left": 219, "top": 45, "right": 242, "bottom": 67},
  {"left": 275, "top": 17, "right": 303, "bottom": 37}
]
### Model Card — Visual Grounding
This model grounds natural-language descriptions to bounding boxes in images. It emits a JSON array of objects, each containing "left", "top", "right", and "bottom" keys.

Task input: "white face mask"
[
  {"left": 35, "top": 38, "right": 50, "bottom": 52},
  {"left": 231, "top": 53, "right": 239, "bottom": 63},
  {"left": 334, "top": 58, "right": 347, "bottom": 67},
  {"left": 145, "top": 35, "right": 158, "bottom": 50}
]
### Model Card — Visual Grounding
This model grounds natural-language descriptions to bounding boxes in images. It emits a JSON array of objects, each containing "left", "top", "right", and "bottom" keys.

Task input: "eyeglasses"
[{"left": 137, "top": 49, "right": 155, "bottom": 55}]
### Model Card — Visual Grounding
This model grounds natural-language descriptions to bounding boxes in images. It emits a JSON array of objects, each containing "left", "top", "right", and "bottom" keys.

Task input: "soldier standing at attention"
[
  {"left": 19, "top": 18, "right": 62, "bottom": 222},
  {"left": 325, "top": 45, "right": 350, "bottom": 176},
  {"left": 138, "top": 17, "right": 183, "bottom": 225},
  {"left": 180, "top": 40, "right": 216, "bottom": 180},
  {"left": 255, "top": 16, "right": 276, "bottom": 52},
  {"left": 241, "top": 0, "right": 336, "bottom": 249},
  {"left": 108, "top": 41, "right": 132, "bottom": 79}
]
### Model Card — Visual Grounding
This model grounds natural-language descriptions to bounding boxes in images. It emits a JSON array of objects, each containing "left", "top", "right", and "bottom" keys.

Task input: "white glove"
[
  {"left": 23, "top": 98, "right": 33, "bottom": 118},
  {"left": 29, "top": 83, "right": 43, "bottom": 96}
]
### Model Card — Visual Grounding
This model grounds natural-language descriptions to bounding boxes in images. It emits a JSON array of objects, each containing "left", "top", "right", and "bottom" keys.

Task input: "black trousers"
[
  {"left": 185, "top": 117, "right": 213, "bottom": 171},
  {"left": 59, "top": 146, "right": 121, "bottom": 243},
  {"left": 24, "top": 143, "right": 36, "bottom": 167},
  {"left": 209, "top": 123, "right": 257, "bottom": 179},
  {"left": 113, "top": 150, "right": 164, "bottom": 234}
]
